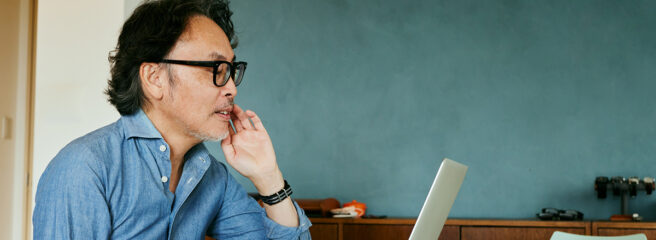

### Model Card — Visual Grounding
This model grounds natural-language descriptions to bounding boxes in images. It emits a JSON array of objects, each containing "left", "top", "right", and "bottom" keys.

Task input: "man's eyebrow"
[{"left": 208, "top": 52, "right": 236, "bottom": 62}]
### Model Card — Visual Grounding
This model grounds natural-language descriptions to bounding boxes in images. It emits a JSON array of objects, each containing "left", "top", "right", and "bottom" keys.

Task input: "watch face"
[{"left": 611, "top": 177, "right": 627, "bottom": 183}]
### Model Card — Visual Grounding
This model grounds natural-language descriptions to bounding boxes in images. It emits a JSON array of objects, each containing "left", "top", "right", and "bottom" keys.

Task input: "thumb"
[{"left": 221, "top": 133, "right": 235, "bottom": 162}]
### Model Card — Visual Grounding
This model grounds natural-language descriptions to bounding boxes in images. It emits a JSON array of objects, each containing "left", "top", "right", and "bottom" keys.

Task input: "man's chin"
[
  {"left": 187, "top": 129, "right": 229, "bottom": 142},
  {"left": 207, "top": 131, "right": 229, "bottom": 142}
]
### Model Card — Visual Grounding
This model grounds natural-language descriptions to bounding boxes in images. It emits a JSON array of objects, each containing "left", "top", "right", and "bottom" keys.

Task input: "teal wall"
[{"left": 204, "top": 0, "right": 656, "bottom": 220}]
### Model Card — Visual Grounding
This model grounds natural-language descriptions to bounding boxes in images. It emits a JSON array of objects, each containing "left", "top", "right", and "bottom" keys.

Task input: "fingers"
[
  {"left": 246, "top": 110, "right": 265, "bottom": 131},
  {"left": 227, "top": 120, "right": 236, "bottom": 136},
  {"left": 233, "top": 104, "right": 254, "bottom": 131},
  {"left": 231, "top": 104, "right": 266, "bottom": 131},
  {"left": 222, "top": 114, "right": 237, "bottom": 161},
  {"left": 230, "top": 112, "right": 244, "bottom": 132}
]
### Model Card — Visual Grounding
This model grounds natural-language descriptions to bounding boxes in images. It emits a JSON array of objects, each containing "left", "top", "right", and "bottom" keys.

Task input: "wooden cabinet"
[
  {"left": 461, "top": 227, "right": 583, "bottom": 240},
  {"left": 207, "top": 218, "right": 656, "bottom": 239},
  {"left": 343, "top": 223, "right": 414, "bottom": 239},
  {"left": 593, "top": 222, "right": 656, "bottom": 239},
  {"left": 309, "top": 218, "right": 591, "bottom": 240},
  {"left": 453, "top": 220, "right": 588, "bottom": 240},
  {"left": 310, "top": 223, "right": 339, "bottom": 240},
  {"left": 309, "top": 218, "right": 458, "bottom": 240}
]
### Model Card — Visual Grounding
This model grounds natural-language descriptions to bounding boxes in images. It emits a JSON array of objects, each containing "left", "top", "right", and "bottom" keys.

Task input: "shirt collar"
[{"left": 121, "top": 109, "right": 164, "bottom": 139}]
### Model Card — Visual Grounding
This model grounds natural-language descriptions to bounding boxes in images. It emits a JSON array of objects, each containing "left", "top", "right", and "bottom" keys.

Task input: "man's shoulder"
[
  {"left": 68, "top": 121, "right": 124, "bottom": 154},
  {"left": 49, "top": 121, "right": 125, "bottom": 172}
]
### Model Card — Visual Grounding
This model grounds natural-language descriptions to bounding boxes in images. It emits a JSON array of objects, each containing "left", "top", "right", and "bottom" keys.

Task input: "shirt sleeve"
[
  {"left": 263, "top": 200, "right": 313, "bottom": 240},
  {"left": 32, "top": 143, "right": 112, "bottom": 240},
  {"left": 206, "top": 165, "right": 312, "bottom": 240}
]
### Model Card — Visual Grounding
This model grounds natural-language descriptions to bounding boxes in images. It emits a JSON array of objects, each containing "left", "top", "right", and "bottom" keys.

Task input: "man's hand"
[
  {"left": 220, "top": 104, "right": 300, "bottom": 227},
  {"left": 221, "top": 104, "right": 284, "bottom": 195}
]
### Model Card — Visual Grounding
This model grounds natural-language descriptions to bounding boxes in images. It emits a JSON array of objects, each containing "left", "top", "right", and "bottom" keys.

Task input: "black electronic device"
[{"left": 536, "top": 208, "right": 583, "bottom": 221}]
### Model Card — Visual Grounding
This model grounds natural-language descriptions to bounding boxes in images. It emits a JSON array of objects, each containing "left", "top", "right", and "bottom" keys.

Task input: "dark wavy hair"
[{"left": 106, "top": 0, "right": 237, "bottom": 115}]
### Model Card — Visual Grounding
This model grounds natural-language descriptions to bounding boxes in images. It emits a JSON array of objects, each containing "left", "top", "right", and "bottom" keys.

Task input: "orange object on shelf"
[{"left": 343, "top": 200, "right": 367, "bottom": 217}]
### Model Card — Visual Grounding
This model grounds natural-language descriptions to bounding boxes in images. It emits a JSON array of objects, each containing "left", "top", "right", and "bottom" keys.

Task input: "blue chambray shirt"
[{"left": 33, "top": 109, "right": 312, "bottom": 239}]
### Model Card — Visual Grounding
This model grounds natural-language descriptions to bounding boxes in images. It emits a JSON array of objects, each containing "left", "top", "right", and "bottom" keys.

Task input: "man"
[{"left": 32, "top": 0, "right": 311, "bottom": 239}]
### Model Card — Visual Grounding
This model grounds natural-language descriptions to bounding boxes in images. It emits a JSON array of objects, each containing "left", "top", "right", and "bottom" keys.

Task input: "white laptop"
[{"left": 409, "top": 158, "right": 468, "bottom": 240}]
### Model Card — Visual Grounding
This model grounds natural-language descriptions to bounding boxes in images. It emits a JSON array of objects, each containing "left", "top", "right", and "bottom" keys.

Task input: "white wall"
[
  {"left": 1, "top": 0, "right": 33, "bottom": 239},
  {"left": 31, "top": 0, "right": 126, "bottom": 237}
]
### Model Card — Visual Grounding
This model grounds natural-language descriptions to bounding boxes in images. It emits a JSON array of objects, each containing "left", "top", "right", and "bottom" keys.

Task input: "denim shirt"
[{"left": 33, "top": 109, "right": 312, "bottom": 239}]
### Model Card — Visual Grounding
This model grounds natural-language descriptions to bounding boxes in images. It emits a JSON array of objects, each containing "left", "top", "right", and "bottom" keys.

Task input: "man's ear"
[{"left": 140, "top": 62, "right": 165, "bottom": 102}]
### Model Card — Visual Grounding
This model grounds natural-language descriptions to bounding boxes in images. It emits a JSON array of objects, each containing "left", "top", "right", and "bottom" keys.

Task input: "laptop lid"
[{"left": 409, "top": 158, "right": 468, "bottom": 240}]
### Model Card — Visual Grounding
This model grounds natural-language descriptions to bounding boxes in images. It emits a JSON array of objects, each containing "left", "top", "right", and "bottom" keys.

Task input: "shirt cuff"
[{"left": 264, "top": 200, "right": 313, "bottom": 240}]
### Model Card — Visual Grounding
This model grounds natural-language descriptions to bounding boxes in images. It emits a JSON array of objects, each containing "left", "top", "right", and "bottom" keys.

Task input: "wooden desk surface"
[
  {"left": 310, "top": 217, "right": 589, "bottom": 227},
  {"left": 308, "top": 218, "right": 593, "bottom": 240}
]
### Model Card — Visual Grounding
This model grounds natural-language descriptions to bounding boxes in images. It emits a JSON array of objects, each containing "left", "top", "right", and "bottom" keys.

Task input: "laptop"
[{"left": 409, "top": 158, "right": 468, "bottom": 240}]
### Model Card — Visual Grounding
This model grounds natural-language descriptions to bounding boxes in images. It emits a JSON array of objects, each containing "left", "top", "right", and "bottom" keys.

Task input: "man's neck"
[{"left": 143, "top": 108, "right": 200, "bottom": 165}]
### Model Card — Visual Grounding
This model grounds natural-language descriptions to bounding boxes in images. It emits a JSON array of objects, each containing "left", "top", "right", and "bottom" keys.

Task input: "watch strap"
[{"left": 259, "top": 180, "right": 293, "bottom": 205}]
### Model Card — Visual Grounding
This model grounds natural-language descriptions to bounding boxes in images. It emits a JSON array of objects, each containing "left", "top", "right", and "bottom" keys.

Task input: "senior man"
[{"left": 33, "top": 0, "right": 311, "bottom": 239}]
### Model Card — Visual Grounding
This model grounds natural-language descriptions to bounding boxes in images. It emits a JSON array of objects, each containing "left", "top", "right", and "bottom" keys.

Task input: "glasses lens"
[
  {"left": 213, "top": 62, "right": 246, "bottom": 87},
  {"left": 214, "top": 63, "right": 230, "bottom": 87},
  {"left": 233, "top": 63, "right": 245, "bottom": 86}
]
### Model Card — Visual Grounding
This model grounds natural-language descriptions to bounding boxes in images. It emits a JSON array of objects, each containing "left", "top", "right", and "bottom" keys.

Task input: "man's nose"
[{"left": 221, "top": 77, "right": 237, "bottom": 97}]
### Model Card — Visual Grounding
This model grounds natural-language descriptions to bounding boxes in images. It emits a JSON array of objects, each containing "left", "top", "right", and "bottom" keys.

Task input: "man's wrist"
[
  {"left": 250, "top": 169, "right": 285, "bottom": 196},
  {"left": 259, "top": 180, "right": 293, "bottom": 205}
]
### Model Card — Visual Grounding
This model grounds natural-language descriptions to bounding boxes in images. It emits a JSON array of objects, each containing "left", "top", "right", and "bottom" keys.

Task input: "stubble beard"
[{"left": 185, "top": 124, "right": 229, "bottom": 142}]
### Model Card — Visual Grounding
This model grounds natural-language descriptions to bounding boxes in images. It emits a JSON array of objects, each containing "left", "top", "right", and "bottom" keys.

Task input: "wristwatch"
[
  {"left": 610, "top": 176, "right": 625, "bottom": 196},
  {"left": 259, "top": 180, "right": 293, "bottom": 205},
  {"left": 595, "top": 176, "right": 608, "bottom": 199},
  {"left": 629, "top": 176, "right": 639, "bottom": 197},
  {"left": 644, "top": 177, "right": 654, "bottom": 195}
]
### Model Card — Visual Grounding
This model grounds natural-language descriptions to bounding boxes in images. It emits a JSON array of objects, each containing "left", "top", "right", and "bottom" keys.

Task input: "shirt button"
[
  {"left": 159, "top": 145, "right": 166, "bottom": 152},
  {"left": 200, "top": 157, "right": 206, "bottom": 163},
  {"left": 161, "top": 176, "right": 168, "bottom": 183}
]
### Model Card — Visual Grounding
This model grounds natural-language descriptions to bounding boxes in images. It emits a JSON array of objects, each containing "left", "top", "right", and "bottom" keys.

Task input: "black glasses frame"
[{"left": 158, "top": 59, "right": 247, "bottom": 87}]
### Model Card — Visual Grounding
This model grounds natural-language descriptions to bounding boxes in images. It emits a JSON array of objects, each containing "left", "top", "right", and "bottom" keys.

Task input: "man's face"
[{"left": 159, "top": 15, "right": 236, "bottom": 141}]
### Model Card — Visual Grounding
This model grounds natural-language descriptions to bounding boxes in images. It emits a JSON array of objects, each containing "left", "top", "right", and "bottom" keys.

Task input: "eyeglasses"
[{"left": 158, "top": 59, "right": 247, "bottom": 87}]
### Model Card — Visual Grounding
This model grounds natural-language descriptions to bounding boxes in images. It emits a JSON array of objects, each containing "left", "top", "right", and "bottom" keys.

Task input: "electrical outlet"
[{"left": 2, "top": 117, "right": 11, "bottom": 140}]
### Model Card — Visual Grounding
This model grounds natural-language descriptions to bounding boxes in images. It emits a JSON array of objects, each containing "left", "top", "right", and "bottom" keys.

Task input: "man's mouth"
[{"left": 214, "top": 106, "right": 233, "bottom": 120}]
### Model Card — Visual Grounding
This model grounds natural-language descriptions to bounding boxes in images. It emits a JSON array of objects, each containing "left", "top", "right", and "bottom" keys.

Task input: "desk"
[
  {"left": 309, "top": 218, "right": 590, "bottom": 240},
  {"left": 205, "top": 218, "right": 656, "bottom": 239}
]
